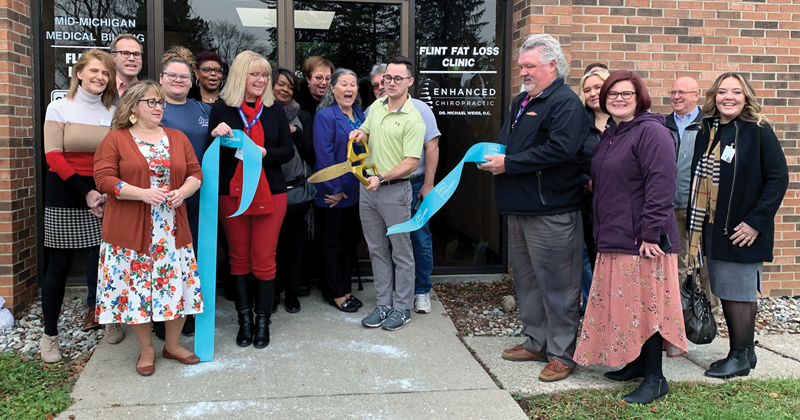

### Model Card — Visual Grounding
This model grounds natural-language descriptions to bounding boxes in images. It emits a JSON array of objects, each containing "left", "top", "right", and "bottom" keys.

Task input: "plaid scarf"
[{"left": 687, "top": 118, "right": 721, "bottom": 272}]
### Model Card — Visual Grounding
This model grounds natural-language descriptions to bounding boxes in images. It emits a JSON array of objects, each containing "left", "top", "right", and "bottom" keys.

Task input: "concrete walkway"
[{"left": 58, "top": 284, "right": 527, "bottom": 420}]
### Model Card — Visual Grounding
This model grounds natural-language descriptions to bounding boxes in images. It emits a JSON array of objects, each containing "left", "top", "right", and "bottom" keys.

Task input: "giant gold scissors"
[{"left": 307, "top": 139, "right": 378, "bottom": 186}]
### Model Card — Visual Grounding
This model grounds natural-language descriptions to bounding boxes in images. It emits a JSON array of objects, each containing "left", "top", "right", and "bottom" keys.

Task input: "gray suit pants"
[
  {"left": 509, "top": 212, "right": 583, "bottom": 368},
  {"left": 359, "top": 182, "right": 415, "bottom": 310}
]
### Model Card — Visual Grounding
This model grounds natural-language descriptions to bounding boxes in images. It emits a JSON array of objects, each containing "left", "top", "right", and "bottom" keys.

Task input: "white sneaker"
[
  {"left": 39, "top": 334, "right": 62, "bottom": 363},
  {"left": 105, "top": 323, "right": 125, "bottom": 344},
  {"left": 414, "top": 293, "right": 432, "bottom": 314}
]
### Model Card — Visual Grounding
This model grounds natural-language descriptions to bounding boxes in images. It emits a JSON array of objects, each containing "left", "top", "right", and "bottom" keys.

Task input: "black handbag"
[
  {"left": 286, "top": 176, "right": 317, "bottom": 206},
  {"left": 680, "top": 268, "right": 717, "bottom": 344}
]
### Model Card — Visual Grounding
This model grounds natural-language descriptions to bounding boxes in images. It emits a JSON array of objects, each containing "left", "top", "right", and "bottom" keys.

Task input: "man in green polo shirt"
[{"left": 349, "top": 55, "right": 425, "bottom": 331}]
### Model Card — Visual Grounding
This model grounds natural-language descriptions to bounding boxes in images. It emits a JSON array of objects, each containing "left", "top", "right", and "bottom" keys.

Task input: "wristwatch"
[{"left": 376, "top": 174, "right": 386, "bottom": 185}]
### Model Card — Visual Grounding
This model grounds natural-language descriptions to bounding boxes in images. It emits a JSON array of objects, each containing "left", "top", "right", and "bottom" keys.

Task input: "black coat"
[
  {"left": 690, "top": 118, "right": 788, "bottom": 263},
  {"left": 494, "top": 81, "right": 591, "bottom": 215},
  {"left": 205, "top": 101, "right": 295, "bottom": 195}
]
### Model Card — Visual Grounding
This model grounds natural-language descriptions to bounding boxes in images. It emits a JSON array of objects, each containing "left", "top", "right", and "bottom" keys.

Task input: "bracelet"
[{"left": 114, "top": 181, "right": 126, "bottom": 199}]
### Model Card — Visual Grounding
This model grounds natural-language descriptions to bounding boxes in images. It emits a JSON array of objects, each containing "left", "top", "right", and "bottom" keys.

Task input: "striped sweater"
[{"left": 43, "top": 86, "right": 115, "bottom": 199}]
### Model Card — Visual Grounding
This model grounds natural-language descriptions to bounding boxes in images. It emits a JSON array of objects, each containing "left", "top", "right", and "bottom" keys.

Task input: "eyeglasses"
[
  {"left": 249, "top": 72, "right": 270, "bottom": 80},
  {"left": 668, "top": 90, "right": 698, "bottom": 97},
  {"left": 162, "top": 72, "right": 191, "bottom": 82},
  {"left": 112, "top": 50, "right": 143, "bottom": 60},
  {"left": 382, "top": 74, "right": 412, "bottom": 84},
  {"left": 372, "top": 82, "right": 382, "bottom": 89},
  {"left": 199, "top": 66, "right": 223, "bottom": 75},
  {"left": 138, "top": 98, "right": 167, "bottom": 108},
  {"left": 607, "top": 91, "right": 636, "bottom": 100},
  {"left": 313, "top": 75, "right": 331, "bottom": 83}
]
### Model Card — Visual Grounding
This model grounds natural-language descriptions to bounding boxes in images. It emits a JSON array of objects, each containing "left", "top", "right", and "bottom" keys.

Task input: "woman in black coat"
[{"left": 688, "top": 72, "right": 788, "bottom": 379}]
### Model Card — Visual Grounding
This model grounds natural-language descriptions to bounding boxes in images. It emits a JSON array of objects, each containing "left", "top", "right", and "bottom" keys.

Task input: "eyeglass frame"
[
  {"left": 607, "top": 91, "right": 636, "bottom": 100},
  {"left": 111, "top": 50, "right": 143, "bottom": 60},
  {"left": 162, "top": 72, "right": 192, "bottom": 82},
  {"left": 668, "top": 90, "right": 699, "bottom": 97},
  {"left": 382, "top": 74, "right": 412, "bottom": 85},
  {"left": 138, "top": 98, "right": 167, "bottom": 108},
  {"left": 313, "top": 75, "right": 332, "bottom": 83},
  {"left": 199, "top": 66, "right": 224, "bottom": 75},
  {"left": 249, "top": 72, "right": 270, "bottom": 80}
]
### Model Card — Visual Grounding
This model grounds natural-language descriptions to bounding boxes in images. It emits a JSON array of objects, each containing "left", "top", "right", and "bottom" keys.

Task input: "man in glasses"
[
  {"left": 368, "top": 63, "right": 440, "bottom": 315},
  {"left": 479, "top": 34, "right": 589, "bottom": 383},
  {"left": 110, "top": 34, "right": 143, "bottom": 98},
  {"left": 664, "top": 77, "right": 720, "bottom": 316},
  {"left": 350, "top": 56, "right": 425, "bottom": 331}
]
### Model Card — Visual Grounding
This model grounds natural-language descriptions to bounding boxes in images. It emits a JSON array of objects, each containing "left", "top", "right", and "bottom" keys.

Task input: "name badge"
[
  {"left": 234, "top": 147, "right": 244, "bottom": 161},
  {"left": 99, "top": 119, "right": 111, "bottom": 127},
  {"left": 721, "top": 145, "right": 735, "bottom": 163}
]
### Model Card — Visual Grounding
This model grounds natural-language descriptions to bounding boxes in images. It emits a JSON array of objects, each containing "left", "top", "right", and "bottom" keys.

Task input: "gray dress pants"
[
  {"left": 359, "top": 182, "right": 415, "bottom": 310},
  {"left": 508, "top": 211, "right": 583, "bottom": 368}
]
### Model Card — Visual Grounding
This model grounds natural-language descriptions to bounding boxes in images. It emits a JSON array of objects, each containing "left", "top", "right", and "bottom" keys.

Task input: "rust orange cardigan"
[{"left": 94, "top": 127, "right": 203, "bottom": 254}]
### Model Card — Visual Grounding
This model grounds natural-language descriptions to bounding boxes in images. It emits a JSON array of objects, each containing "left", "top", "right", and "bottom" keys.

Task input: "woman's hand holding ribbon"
[{"left": 211, "top": 123, "right": 233, "bottom": 138}]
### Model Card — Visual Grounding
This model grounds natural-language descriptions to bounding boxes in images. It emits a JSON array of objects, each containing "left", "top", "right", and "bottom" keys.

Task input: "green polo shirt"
[{"left": 361, "top": 94, "right": 425, "bottom": 178}]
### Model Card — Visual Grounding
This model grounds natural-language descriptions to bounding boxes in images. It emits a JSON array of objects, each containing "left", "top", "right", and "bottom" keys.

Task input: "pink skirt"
[{"left": 574, "top": 252, "right": 688, "bottom": 368}]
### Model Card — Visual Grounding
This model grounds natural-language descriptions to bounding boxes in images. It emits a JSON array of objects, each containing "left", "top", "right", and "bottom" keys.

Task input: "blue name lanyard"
[
  {"left": 512, "top": 78, "right": 562, "bottom": 131},
  {"left": 237, "top": 105, "right": 263, "bottom": 135}
]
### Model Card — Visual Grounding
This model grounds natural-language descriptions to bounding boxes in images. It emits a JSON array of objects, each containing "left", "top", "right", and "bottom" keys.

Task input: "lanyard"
[
  {"left": 347, "top": 113, "right": 362, "bottom": 131},
  {"left": 511, "top": 96, "right": 530, "bottom": 131},
  {"left": 237, "top": 105, "right": 263, "bottom": 136}
]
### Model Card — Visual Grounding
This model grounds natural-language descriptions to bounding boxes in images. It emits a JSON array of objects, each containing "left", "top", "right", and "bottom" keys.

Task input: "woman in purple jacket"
[{"left": 573, "top": 70, "right": 687, "bottom": 405}]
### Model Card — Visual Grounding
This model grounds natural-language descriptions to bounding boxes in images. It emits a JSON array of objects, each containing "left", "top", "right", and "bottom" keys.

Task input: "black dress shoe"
[
  {"left": 181, "top": 315, "right": 195, "bottom": 337},
  {"left": 153, "top": 321, "right": 165, "bottom": 340},
  {"left": 284, "top": 293, "right": 301, "bottom": 313},
  {"left": 623, "top": 374, "right": 669, "bottom": 404},
  {"left": 603, "top": 360, "right": 645, "bottom": 383},
  {"left": 705, "top": 349, "right": 750, "bottom": 379},
  {"left": 329, "top": 298, "right": 359, "bottom": 313},
  {"left": 297, "top": 285, "right": 311, "bottom": 297},
  {"left": 346, "top": 295, "right": 363, "bottom": 308},
  {"left": 710, "top": 345, "right": 757, "bottom": 370}
]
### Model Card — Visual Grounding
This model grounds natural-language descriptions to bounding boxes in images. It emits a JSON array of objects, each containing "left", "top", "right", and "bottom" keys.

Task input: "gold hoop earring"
[{"left": 129, "top": 114, "right": 138, "bottom": 124}]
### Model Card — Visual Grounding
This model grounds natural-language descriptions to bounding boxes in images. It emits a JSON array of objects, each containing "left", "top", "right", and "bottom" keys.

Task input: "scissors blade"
[{"left": 307, "top": 162, "right": 353, "bottom": 184}]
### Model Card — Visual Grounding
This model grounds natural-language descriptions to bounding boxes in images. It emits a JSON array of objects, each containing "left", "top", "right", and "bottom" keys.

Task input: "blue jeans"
[
  {"left": 580, "top": 244, "right": 592, "bottom": 312},
  {"left": 411, "top": 178, "right": 434, "bottom": 294}
]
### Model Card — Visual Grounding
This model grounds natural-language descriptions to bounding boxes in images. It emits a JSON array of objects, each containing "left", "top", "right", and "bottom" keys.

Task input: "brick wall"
[
  {"left": 514, "top": 0, "right": 800, "bottom": 297},
  {"left": 0, "top": 0, "right": 36, "bottom": 314}
]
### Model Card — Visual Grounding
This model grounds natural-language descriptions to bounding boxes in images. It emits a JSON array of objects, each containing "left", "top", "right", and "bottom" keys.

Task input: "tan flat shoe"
[
  {"left": 163, "top": 347, "right": 200, "bottom": 365},
  {"left": 136, "top": 355, "right": 155, "bottom": 376}
]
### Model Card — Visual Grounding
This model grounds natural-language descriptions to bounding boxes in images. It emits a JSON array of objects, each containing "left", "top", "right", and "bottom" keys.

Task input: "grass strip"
[
  {"left": 0, "top": 352, "right": 75, "bottom": 420},
  {"left": 517, "top": 377, "right": 800, "bottom": 420}
]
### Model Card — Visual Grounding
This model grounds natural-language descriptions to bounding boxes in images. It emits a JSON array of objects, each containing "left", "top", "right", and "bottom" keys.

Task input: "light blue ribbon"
[
  {"left": 386, "top": 142, "right": 505, "bottom": 235},
  {"left": 195, "top": 129, "right": 262, "bottom": 362}
]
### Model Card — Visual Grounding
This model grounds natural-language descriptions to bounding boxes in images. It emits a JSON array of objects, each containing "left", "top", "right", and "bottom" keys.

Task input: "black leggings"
[{"left": 41, "top": 247, "right": 99, "bottom": 336}]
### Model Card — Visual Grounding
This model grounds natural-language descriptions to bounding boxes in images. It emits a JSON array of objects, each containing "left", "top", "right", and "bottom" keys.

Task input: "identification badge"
[
  {"left": 99, "top": 119, "right": 111, "bottom": 127},
  {"left": 721, "top": 145, "right": 735, "bottom": 163},
  {"left": 235, "top": 148, "right": 244, "bottom": 160}
]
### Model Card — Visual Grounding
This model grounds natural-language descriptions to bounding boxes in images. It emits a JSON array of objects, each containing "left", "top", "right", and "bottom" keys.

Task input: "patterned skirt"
[
  {"left": 44, "top": 206, "right": 102, "bottom": 249},
  {"left": 574, "top": 252, "right": 688, "bottom": 368}
]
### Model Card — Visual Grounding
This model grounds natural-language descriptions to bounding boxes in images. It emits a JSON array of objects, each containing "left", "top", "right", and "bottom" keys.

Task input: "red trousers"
[{"left": 219, "top": 193, "right": 287, "bottom": 280}]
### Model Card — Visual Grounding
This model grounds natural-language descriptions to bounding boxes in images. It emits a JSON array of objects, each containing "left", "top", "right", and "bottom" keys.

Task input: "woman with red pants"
[{"left": 207, "top": 51, "right": 294, "bottom": 349}]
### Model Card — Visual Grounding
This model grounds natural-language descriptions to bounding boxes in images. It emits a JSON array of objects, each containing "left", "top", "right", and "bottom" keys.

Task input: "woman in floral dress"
[{"left": 94, "top": 80, "right": 204, "bottom": 376}]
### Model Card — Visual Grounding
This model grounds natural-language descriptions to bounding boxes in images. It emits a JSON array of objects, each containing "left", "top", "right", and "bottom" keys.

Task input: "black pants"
[
  {"left": 41, "top": 246, "right": 99, "bottom": 336},
  {"left": 275, "top": 205, "right": 311, "bottom": 296},
  {"left": 319, "top": 205, "right": 360, "bottom": 300}
]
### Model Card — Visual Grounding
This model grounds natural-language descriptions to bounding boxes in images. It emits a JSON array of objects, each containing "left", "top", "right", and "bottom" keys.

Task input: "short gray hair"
[
  {"left": 370, "top": 64, "right": 386, "bottom": 80},
  {"left": 317, "top": 68, "right": 362, "bottom": 111},
  {"left": 520, "top": 34, "right": 568, "bottom": 81}
]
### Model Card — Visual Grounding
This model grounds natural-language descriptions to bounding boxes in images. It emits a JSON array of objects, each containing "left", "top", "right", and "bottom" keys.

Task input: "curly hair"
[
  {"left": 702, "top": 72, "right": 767, "bottom": 126},
  {"left": 110, "top": 80, "right": 165, "bottom": 130},
  {"left": 162, "top": 45, "right": 196, "bottom": 73}
]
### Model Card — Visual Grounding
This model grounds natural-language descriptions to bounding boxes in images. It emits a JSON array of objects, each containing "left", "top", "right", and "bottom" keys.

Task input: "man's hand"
[
  {"left": 419, "top": 183, "right": 433, "bottom": 200},
  {"left": 478, "top": 154, "right": 506, "bottom": 175},
  {"left": 350, "top": 129, "right": 367, "bottom": 145},
  {"left": 365, "top": 175, "right": 380, "bottom": 191}
]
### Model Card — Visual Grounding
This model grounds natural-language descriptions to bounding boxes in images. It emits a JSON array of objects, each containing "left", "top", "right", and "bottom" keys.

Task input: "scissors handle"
[
  {"left": 352, "top": 163, "right": 378, "bottom": 186},
  {"left": 347, "top": 138, "right": 370, "bottom": 163}
]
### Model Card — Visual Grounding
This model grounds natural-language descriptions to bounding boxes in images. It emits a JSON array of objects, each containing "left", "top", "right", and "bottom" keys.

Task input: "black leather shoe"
[
  {"left": 603, "top": 360, "right": 645, "bottom": 383},
  {"left": 253, "top": 278, "right": 274, "bottom": 349},
  {"left": 346, "top": 295, "right": 363, "bottom": 308},
  {"left": 329, "top": 298, "right": 359, "bottom": 313},
  {"left": 297, "top": 285, "right": 311, "bottom": 297},
  {"left": 711, "top": 345, "right": 757, "bottom": 370},
  {"left": 234, "top": 274, "right": 253, "bottom": 347},
  {"left": 181, "top": 315, "right": 195, "bottom": 337},
  {"left": 705, "top": 349, "right": 750, "bottom": 378},
  {"left": 284, "top": 293, "right": 301, "bottom": 313},
  {"left": 623, "top": 374, "right": 669, "bottom": 404},
  {"left": 153, "top": 321, "right": 165, "bottom": 340}
]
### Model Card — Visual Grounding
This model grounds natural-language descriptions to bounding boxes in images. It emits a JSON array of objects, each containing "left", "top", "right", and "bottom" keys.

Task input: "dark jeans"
[{"left": 42, "top": 246, "right": 99, "bottom": 336}]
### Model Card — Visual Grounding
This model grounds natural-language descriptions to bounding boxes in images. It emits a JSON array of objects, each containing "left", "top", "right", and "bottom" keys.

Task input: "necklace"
[{"left": 201, "top": 95, "right": 218, "bottom": 103}]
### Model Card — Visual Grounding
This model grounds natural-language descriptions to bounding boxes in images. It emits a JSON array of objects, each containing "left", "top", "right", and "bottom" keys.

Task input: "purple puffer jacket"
[{"left": 591, "top": 111, "right": 680, "bottom": 255}]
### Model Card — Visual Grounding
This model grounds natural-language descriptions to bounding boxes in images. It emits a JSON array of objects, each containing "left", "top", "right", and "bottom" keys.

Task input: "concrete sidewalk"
[{"left": 58, "top": 284, "right": 527, "bottom": 420}]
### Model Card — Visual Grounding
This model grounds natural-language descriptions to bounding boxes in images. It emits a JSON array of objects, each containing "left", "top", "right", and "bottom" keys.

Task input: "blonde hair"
[
  {"left": 703, "top": 72, "right": 767, "bottom": 126},
  {"left": 66, "top": 49, "right": 117, "bottom": 109},
  {"left": 110, "top": 80, "right": 165, "bottom": 130},
  {"left": 578, "top": 69, "right": 610, "bottom": 110},
  {"left": 162, "top": 45, "right": 196, "bottom": 73},
  {"left": 221, "top": 51, "right": 274, "bottom": 107}
]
